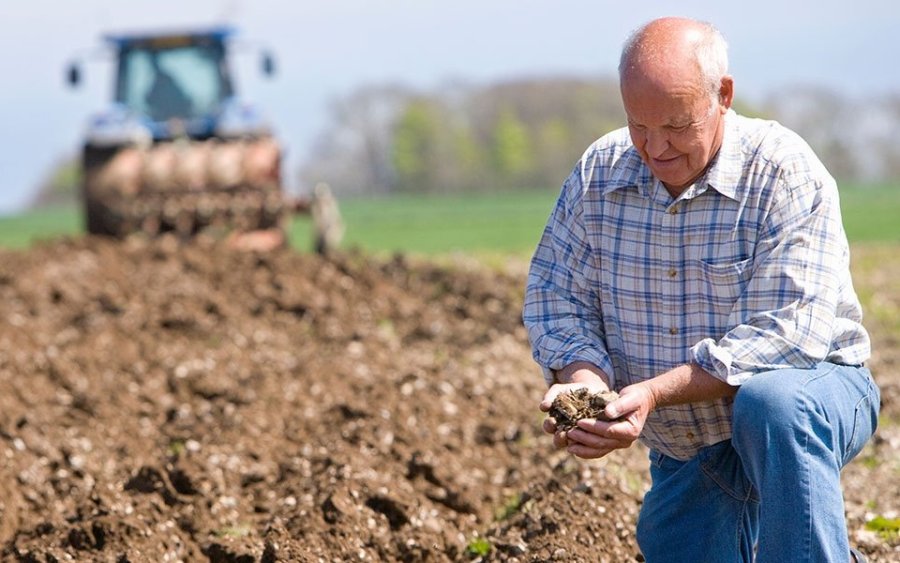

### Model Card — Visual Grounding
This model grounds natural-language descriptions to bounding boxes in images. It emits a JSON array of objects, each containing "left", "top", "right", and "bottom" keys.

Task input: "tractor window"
[{"left": 117, "top": 44, "right": 232, "bottom": 121}]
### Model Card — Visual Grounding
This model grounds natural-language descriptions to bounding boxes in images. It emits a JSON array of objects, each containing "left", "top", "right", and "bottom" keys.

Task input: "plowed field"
[{"left": 0, "top": 237, "right": 896, "bottom": 562}]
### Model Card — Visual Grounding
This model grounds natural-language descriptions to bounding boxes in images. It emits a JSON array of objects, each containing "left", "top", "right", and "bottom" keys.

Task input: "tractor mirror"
[
  {"left": 66, "top": 62, "right": 81, "bottom": 87},
  {"left": 261, "top": 52, "right": 276, "bottom": 77}
]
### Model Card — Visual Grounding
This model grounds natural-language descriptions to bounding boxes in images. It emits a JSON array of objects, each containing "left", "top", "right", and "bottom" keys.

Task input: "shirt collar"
[
  {"left": 598, "top": 110, "right": 743, "bottom": 201},
  {"left": 701, "top": 109, "right": 742, "bottom": 201},
  {"left": 599, "top": 146, "right": 655, "bottom": 198}
]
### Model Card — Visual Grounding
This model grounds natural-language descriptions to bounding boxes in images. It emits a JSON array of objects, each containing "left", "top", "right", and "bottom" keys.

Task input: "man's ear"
[{"left": 719, "top": 75, "right": 734, "bottom": 109}]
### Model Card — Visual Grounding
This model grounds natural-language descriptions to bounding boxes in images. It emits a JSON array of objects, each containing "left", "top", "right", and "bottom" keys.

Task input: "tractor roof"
[{"left": 102, "top": 25, "right": 236, "bottom": 49}]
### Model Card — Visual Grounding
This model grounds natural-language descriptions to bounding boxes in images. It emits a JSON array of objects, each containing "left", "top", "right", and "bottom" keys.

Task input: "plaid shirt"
[{"left": 523, "top": 110, "right": 870, "bottom": 460}]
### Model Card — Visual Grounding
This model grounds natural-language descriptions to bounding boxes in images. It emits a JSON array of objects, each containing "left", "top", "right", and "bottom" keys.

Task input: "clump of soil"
[{"left": 549, "top": 389, "right": 621, "bottom": 432}]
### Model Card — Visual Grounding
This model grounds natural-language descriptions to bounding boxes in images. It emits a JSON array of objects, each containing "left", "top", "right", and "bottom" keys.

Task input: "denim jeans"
[{"left": 636, "top": 363, "right": 880, "bottom": 562}]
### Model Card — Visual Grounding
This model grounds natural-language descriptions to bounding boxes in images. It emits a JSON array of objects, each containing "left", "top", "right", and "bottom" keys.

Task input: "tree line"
[
  {"left": 298, "top": 77, "right": 900, "bottom": 197},
  {"left": 298, "top": 77, "right": 625, "bottom": 196}
]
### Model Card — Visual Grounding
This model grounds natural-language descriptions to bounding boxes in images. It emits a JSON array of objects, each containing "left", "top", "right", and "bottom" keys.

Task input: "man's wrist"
[{"left": 553, "top": 361, "right": 610, "bottom": 388}]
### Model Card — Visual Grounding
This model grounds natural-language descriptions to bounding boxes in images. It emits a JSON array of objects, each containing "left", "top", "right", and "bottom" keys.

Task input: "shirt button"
[
  {"left": 686, "top": 431, "right": 695, "bottom": 439},
  {"left": 667, "top": 269, "right": 678, "bottom": 278},
  {"left": 668, "top": 207, "right": 678, "bottom": 215},
  {"left": 669, "top": 327, "right": 679, "bottom": 335}
]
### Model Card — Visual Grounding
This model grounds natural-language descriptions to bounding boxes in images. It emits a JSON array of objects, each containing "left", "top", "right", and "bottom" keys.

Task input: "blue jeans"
[{"left": 636, "top": 363, "right": 880, "bottom": 562}]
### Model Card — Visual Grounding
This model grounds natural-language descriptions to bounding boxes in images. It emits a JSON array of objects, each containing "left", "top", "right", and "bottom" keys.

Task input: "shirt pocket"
[{"left": 687, "top": 257, "right": 754, "bottom": 324}]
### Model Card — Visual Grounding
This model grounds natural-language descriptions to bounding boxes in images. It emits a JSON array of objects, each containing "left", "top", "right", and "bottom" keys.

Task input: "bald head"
[{"left": 619, "top": 17, "right": 729, "bottom": 101}]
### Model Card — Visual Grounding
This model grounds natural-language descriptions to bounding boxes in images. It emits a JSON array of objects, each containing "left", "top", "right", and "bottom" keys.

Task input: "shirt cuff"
[
  {"left": 538, "top": 349, "right": 616, "bottom": 389},
  {"left": 690, "top": 337, "right": 754, "bottom": 386}
]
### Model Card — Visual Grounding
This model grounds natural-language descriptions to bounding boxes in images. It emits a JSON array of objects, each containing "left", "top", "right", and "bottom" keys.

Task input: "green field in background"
[
  {"left": 0, "top": 207, "right": 83, "bottom": 249},
  {"left": 290, "top": 190, "right": 556, "bottom": 257},
  {"left": 287, "top": 184, "right": 900, "bottom": 256},
  {"left": 1, "top": 184, "right": 898, "bottom": 255}
]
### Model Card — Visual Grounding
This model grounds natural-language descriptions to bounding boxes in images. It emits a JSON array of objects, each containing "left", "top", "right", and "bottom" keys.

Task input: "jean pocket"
[
  {"left": 648, "top": 448, "right": 664, "bottom": 467},
  {"left": 699, "top": 441, "right": 759, "bottom": 503}
]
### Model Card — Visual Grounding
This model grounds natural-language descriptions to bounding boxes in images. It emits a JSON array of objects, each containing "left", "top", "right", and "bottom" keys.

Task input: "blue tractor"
[{"left": 67, "top": 26, "right": 339, "bottom": 251}]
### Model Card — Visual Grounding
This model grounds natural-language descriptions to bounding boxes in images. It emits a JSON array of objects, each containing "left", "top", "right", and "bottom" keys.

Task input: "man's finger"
[
  {"left": 566, "top": 443, "right": 613, "bottom": 459},
  {"left": 552, "top": 430, "right": 569, "bottom": 449},
  {"left": 605, "top": 393, "right": 641, "bottom": 420},
  {"left": 568, "top": 426, "right": 629, "bottom": 449},
  {"left": 542, "top": 416, "right": 558, "bottom": 435},
  {"left": 603, "top": 418, "right": 641, "bottom": 441},
  {"left": 575, "top": 417, "right": 612, "bottom": 433}
]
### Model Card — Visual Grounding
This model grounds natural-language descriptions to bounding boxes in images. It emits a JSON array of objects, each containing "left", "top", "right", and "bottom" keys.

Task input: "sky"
[{"left": 1, "top": 0, "right": 898, "bottom": 215}]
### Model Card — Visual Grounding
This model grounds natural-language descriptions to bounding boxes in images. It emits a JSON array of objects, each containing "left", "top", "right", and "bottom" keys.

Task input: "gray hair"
[{"left": 618, "top": 19, "right": 729, "bottom": 101}]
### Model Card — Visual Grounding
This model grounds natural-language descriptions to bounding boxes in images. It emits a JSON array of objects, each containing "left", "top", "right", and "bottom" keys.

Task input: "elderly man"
[{"left": 523, "top": 16, "right": 880, "bottom": 563}]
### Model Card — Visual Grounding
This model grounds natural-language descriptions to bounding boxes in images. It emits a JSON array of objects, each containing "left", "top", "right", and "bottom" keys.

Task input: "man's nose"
[{"left": 645, "top": 130, "right": 669, "bottom": 157}]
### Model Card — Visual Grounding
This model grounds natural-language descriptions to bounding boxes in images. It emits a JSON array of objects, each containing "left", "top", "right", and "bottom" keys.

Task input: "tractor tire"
[{"left": 82, "top": 144, "right": 127, "bottom": 236}]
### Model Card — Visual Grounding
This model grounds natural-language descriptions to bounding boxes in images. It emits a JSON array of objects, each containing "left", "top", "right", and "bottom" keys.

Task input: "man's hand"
[
  {"left": 564, "top": 382, "right": 657, "bottom": 459},
  {"left": 539, "top": 363, "right": 611, "bottom": 451}
]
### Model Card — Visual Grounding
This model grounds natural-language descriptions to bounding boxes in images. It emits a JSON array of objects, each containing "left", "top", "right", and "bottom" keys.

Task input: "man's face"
[{"left": 621, "top": 70, "right": 729, "bottom": 193}]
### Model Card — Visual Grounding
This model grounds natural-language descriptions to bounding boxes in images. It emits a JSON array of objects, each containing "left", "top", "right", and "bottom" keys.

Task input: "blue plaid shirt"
[{"left": 523, "top": 110, "right": 870, "bottom": 460}]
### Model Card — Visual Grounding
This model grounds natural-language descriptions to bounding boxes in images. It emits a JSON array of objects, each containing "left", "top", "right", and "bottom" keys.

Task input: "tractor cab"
[
  {"left": 114, "top": 34, "right": 232, "bottom": 124},
  {"left": 68, "top": 27, "right": 276, "bottom": 142}
]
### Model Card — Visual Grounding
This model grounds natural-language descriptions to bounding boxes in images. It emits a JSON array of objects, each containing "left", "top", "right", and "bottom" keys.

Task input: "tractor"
[{"left": 66, "top": 26, "right": 341, "bottom": 252}]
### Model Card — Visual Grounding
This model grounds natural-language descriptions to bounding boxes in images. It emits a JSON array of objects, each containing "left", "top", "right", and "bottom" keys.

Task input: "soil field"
[{"left": 0, "top": 236, "right": 897, "bottom": 562}]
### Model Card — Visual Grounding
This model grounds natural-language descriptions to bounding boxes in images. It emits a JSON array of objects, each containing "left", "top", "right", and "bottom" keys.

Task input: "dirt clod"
[{"left": 549, "top": 389, "right": 621, "bottom": 432}]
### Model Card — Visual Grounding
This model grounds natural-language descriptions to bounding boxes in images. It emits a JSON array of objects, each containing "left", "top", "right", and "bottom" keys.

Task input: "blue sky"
[{"left": 1, "top": 0, "right": 897, "bottom": 214}]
